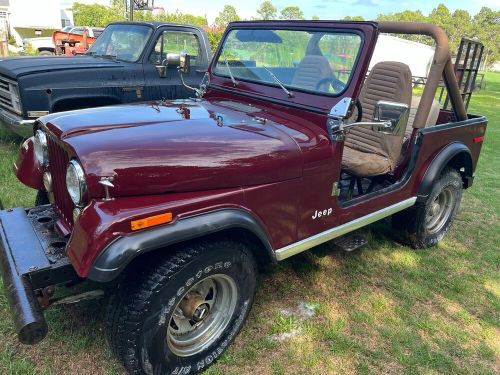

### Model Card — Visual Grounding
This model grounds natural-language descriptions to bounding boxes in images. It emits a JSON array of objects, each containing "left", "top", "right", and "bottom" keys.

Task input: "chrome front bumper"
[{"left": 0, "top": 109, "right": 34, "bottom": 137}]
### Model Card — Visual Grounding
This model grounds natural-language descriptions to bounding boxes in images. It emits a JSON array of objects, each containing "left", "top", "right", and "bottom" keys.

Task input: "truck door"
[{"left": 142, "top": 27, "right": 210, "bottom": 101}]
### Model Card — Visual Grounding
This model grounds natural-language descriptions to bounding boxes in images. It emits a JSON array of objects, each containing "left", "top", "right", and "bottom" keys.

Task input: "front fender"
[
  {"left": 65, "top": 188, "right": 275, "bottom": 280},
  {"left": 87, "top": 208, "right": 275, "bottom": 283},
  {"left": 13, "top": 137, "right": 44, "bottom": 191},
  {"left": 417, "top": 142, "right": 473, "bottom": 202}
]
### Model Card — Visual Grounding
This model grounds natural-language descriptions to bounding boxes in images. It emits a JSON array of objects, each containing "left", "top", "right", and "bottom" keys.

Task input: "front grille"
[
  {"left": 47, "top": 134, "right": 74, "bottom": 229},
  {"left": 0, "top": 75, "right": 20, "bottom": 115}
]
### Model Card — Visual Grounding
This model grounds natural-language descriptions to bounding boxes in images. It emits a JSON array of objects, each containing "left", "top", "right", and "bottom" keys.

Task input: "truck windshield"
[
  {"left": 87, "top": 24, "right": 152, "bottom": 63},
  {"left": 213, "top": 29, "right": 362, "bottom": 96}
]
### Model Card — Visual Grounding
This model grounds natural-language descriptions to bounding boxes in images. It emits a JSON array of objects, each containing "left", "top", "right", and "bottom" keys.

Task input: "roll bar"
[{"left": 378, "top": 22, "right": 468, "bottom": 127}]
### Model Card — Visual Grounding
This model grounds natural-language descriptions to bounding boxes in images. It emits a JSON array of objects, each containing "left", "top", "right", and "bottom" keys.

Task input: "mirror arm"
[
  {"left": 339, "top": 121, "right": 391, "bottom": 131},
  {"left": 329, "top": 119, "right": 392, "bottom": 141},
  {"left": 179, "top": 71, "right": 203, "bottom": 98}
]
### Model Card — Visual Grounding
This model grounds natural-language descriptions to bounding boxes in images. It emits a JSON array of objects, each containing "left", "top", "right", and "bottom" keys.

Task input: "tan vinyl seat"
[
  {"left": 291, "top": 55, "right": 333, "bottom": 92},
  {"left": 405, "top": 96, "right": 441, "bottom": 137},
  {"left": 341, "top": 61, "right": 413, "bottom": 177}
]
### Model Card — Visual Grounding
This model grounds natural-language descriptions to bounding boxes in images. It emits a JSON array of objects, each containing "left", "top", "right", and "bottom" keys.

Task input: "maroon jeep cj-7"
[{"left": 0, "top": 20, "right": 487, "bottom": 374}]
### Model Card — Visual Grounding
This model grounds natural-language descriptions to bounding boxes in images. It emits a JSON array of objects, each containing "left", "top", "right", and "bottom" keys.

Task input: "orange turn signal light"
[{"left": 131, "top": 212, "right": 173, "bottom": 231}]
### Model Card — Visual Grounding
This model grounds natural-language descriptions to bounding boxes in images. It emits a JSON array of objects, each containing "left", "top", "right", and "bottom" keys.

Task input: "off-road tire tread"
[
  {"left": 393, "top": 167, "right": 462, "bottom": 248},
  {"left": 106, "top": 239, "right": 256, "bottom": 375}
]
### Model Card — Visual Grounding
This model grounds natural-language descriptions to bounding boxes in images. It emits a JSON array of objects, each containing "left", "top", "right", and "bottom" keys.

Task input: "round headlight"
[
  {"left": 34, "top": 130, "right": 48, "bottom": 166},
  {"left": 66, "top": 160, "right": 87, "bottom": 206}
]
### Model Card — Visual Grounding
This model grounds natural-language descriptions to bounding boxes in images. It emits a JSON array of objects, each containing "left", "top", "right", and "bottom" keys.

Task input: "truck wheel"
[
  {"left": 393, "top": 168, "right": 463, "bottom": 248},
  {"left": 106, "top": 239, "right": 257, "bottom": 375},
  {"left": 35, "top": 190, "right": 49, "bottom": 206},
  {"left": 38, "top": 50, "right": 54, "bottom": 56}
]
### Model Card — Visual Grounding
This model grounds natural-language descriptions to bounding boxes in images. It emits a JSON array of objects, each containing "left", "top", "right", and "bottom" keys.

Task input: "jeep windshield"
[
  {"left": 213, "top": 29, "right": 362, "bottom": 96},
  {"left": 86, "top": 24, "right": 152, "bottom": 63}
]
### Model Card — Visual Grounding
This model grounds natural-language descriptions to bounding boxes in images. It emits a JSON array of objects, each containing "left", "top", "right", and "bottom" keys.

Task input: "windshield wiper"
[
  {"left": 223, "top": 54, "right": 238, "bottom": 86},
  {"left": 99, "top": 54, "right": 117, "bottom": 61},
  {"left": 263, "top": 66, "right": 294, "bottom": 98}
]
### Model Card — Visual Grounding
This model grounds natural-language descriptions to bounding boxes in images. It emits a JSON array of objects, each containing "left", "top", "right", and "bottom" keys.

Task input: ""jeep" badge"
[{"left": 312, "top": 208, "right": 333, "bottom": 219}]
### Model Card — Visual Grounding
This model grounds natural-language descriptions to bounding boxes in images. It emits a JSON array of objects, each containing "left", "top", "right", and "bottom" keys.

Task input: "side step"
[{"left": 333, "top": 233, "right": 367, "bottom": 252}]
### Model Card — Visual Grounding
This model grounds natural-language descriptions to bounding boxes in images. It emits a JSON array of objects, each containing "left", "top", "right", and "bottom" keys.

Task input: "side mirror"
[
  {"left": 372, "top": 101, "right": 409, "bottom": 136},
  {"left": 161, "top": 51, "right": 191, "bottom": 75}
]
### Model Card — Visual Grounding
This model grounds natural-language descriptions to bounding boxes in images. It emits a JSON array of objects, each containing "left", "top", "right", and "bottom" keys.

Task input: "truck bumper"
[
  {"left": 0, "top": 205, "right": 78, "bottom": 344},
  {"left": 0, "top": 108, "right": 35, "bottom": 138}
]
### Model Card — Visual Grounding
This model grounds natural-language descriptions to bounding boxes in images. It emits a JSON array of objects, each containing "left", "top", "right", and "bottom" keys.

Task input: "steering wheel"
[
  {"left": 315, "top": 77, "right": 346, "bottom": 93},
  {"left": 354, "top": 99, "right": 363, "bottom": 123}
]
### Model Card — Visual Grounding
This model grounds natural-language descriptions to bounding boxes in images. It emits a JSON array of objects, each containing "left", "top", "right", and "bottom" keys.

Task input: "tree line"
[{"left": 72, "top": 1, "right": 500, "bottom": 69}]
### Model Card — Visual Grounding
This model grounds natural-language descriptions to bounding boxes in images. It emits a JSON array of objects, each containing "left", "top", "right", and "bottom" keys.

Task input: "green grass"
[{"left": 0, "top": 73, "right": 499, "bottom": 374}]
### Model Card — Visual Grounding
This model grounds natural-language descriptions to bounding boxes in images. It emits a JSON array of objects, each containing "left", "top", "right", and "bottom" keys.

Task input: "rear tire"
[
  {"left": 393, "top": 168, "right": 463, "bottom": 248},
  {"left": 106, "top": 239, "right": 257, "bottom": 375}
]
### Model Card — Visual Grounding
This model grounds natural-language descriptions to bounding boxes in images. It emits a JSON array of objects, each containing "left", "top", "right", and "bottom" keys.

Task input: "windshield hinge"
[{"left": 331, "top": 181, "right": 341, "bottom": 197}]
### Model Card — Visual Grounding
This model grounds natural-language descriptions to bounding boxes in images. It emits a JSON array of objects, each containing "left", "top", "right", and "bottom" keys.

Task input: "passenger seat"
[
  {"left": 405, "top": 96, "right": 441, "bottom": 138},
  {"left": 341, "top": 61, "right": 412, "bottom": 177}
]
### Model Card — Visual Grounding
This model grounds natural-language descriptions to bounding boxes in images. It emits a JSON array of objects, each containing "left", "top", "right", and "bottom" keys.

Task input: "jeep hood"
[
  {"left": 41, "top": 99, "right": 303, "bottom": 197},
  {"left": 0, "top": 55, "right": 122, "bottom": 79}
]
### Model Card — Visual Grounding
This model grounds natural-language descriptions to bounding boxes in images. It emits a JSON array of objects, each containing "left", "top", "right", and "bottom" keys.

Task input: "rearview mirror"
[{"left": 372, "top": 101, "right": 409, "bottom": 136}]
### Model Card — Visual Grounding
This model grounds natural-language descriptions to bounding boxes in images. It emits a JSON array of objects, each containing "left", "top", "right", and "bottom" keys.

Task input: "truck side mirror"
[
  {"left": 158, "top": 51, "right": 191, "bottom": 78},
  {"left": 372, "top": 101, "right": 409, "bottom": 136}
]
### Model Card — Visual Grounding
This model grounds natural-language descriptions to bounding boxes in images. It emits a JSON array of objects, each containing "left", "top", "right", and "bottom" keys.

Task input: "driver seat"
[
  {"left": 341, "top": 61, "right": 413, "bottom": 177},
  {"left": 291, "top": 55, "right": 333, "bottom": 92}
]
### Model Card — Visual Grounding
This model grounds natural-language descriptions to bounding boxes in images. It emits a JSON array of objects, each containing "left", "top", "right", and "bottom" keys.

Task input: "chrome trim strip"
[{"left": 275, "top": 197, "right": 417, "bottom": 261}]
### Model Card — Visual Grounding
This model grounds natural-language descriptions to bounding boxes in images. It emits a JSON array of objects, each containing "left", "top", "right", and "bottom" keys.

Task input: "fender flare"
[
  {"left": 417, "top": 142, "right": 473, "bottom": 202},
  {"left": 51, "top": 95, "right": 121, "bottom": 113},
  {"left": 87, "top": 209, "right": 275, "bottom": 283}
]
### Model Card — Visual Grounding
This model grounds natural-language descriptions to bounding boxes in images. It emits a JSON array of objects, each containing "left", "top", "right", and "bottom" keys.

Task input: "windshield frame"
[
  {"left": 211, "top": 26, "right": 365, "bottom": 98},
  {"left": 86, "top": 23, "right": 154, "bottom": 63}
]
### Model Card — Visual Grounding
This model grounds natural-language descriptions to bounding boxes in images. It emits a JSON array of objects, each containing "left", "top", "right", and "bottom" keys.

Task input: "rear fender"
[{"left": 417, "top": 142, "right": 473, "bottom": 202}]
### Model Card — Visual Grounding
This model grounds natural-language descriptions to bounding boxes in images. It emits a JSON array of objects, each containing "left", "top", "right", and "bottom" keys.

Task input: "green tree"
[
  {"left": 376, "top": 9, "right": 428, "bottom": 43},
  {"left": 473, "top": 7, "right": 500, "bottom": 69},
  {"left": 428, "top": 3, "right": 453, "bottom": 38},
  {"left": 72, "top": 2, "right": 120, "bottom": 27},
  {"left": 343, "top": 15, "right": 365, "bottom": 21},
  {"left": 448, "top": 9, "right": 473, "bottom": 52},
  {"left": 312, "top": 15, "right": 320, "bottom": 20},
  {"left": 214, "top": 5, "right": 240, "bottom": 28},
  {"left": 256, "top": 1, "right": 277, "bottom": 20},
  {"left": 279, "top": 6, "right": 304, "bottom": 20}
]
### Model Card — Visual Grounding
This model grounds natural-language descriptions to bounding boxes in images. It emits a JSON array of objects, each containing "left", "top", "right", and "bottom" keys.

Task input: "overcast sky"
[{"left": 60, "top": 0, "right": 499, "bottom": 23}]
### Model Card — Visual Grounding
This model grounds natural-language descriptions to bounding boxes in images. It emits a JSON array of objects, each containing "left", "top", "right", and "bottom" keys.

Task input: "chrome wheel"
[
  {"left": 167, "top": 274, "right": 238, "bottom": 357},
  {"left": 425, "top": 187, "right": 454, "bottom": 234}
]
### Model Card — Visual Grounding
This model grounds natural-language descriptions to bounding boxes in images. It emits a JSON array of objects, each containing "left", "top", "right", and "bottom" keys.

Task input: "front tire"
[
  {"left": 107, "top": 239, "right": 257, "bottom": 375},
  {"left": 393, "top": 168, "right": 463, "bottom": 248}
]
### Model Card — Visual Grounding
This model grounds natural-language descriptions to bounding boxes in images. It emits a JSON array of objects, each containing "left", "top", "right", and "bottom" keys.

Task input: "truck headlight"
[
  {"left": 66, "top": 160, "right": 87, "bottom": 206},
  {"left": 9, "top": 82, "right": 22, "bottom": 115},
  {"left": 34, "top": 130, "right": 48, "bottom": 166}
]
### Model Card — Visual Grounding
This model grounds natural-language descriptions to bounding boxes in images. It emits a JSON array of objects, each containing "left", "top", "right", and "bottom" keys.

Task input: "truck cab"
[
  {"left": 0, "top": 21, "right": 211, "bottom": 137},
  {"left": 0, "top": 20, "right": 487, "bottom": 375}
]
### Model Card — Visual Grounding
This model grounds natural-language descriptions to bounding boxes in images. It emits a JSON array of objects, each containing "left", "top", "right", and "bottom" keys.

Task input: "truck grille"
[
  {"left": 47, "top": 134, "right": 74, "bottom": 229},
  {"left": 0, "top": 76, "right": 21, "bottom": 115}
]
